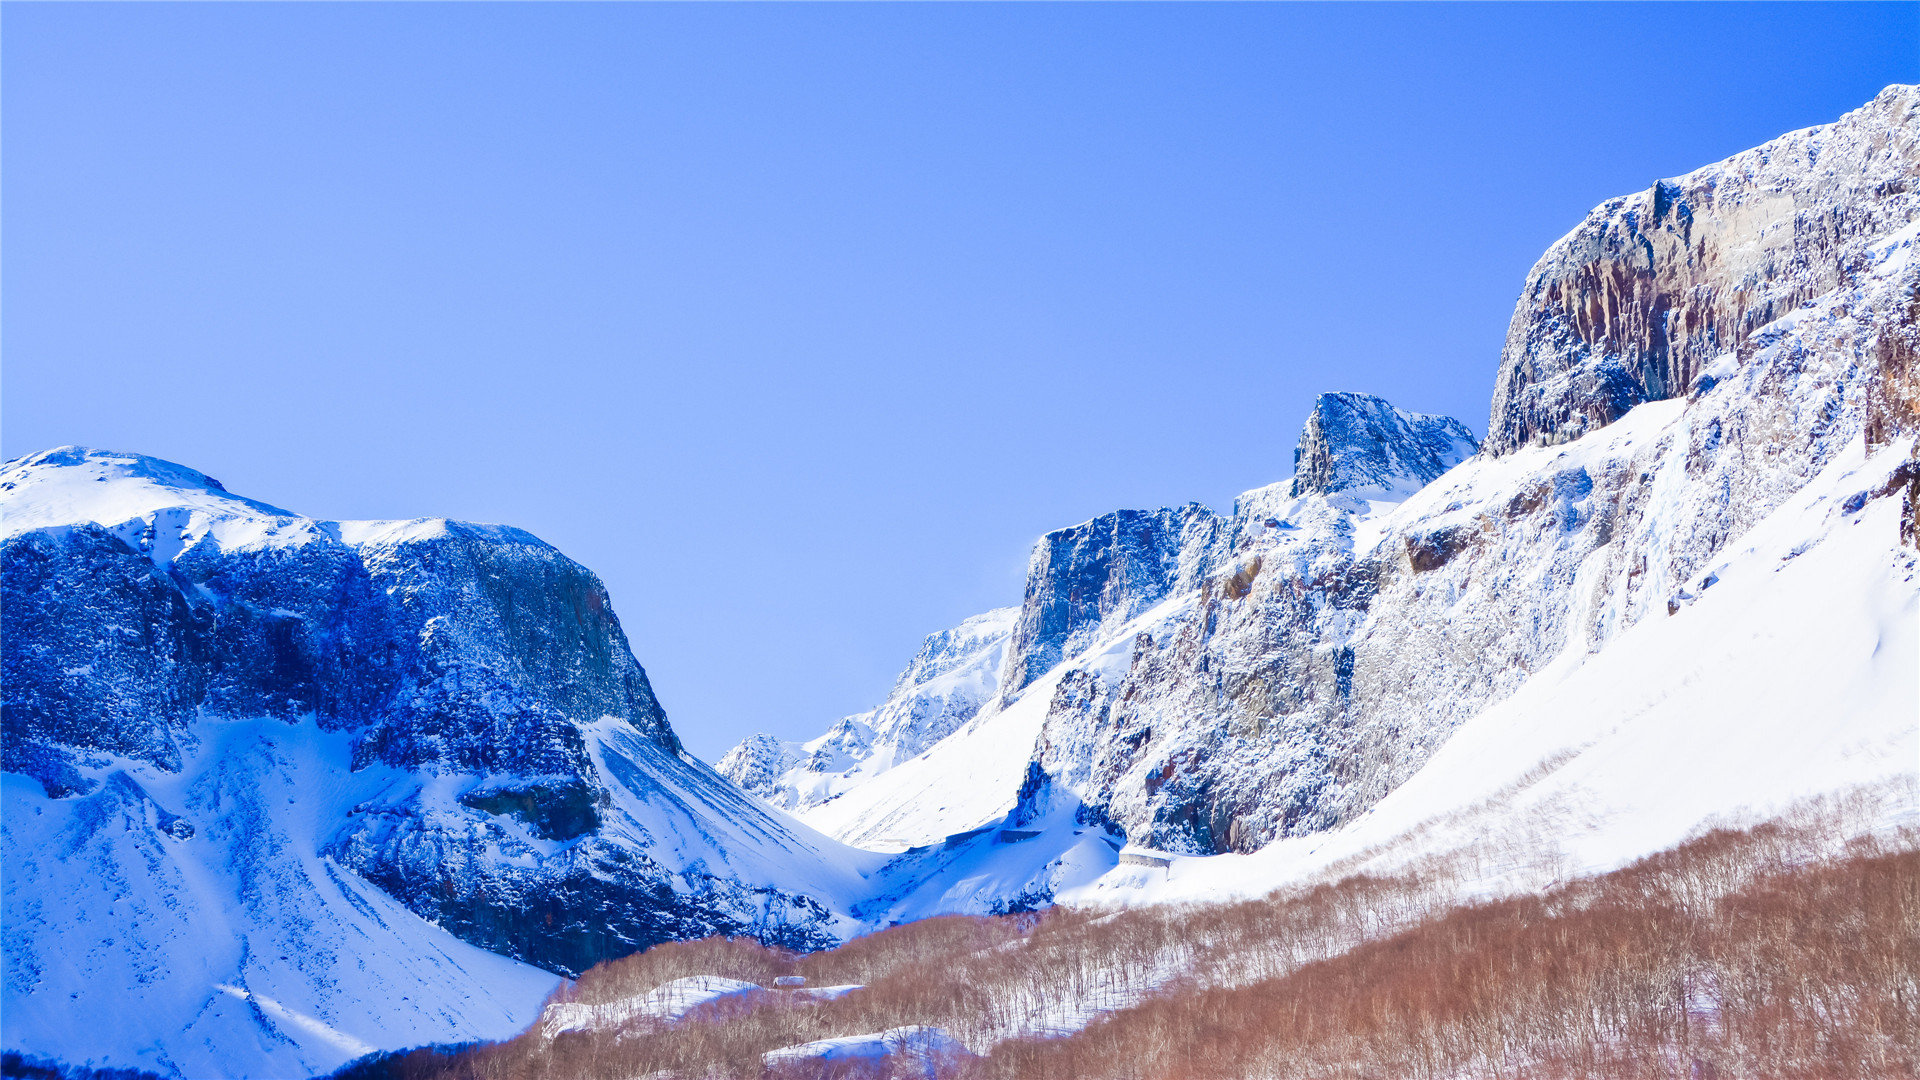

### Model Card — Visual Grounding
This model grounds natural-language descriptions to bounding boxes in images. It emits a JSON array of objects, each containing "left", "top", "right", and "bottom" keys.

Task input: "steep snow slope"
[
  {"left": 0, "top": 729, "right": 559, "bottom": 1079},
  {"left": 1, "top": 450, "right": 880, "bottom": 1077},
  {"left": 717, "top": 608, "right": 1017, "bottom": 814}
]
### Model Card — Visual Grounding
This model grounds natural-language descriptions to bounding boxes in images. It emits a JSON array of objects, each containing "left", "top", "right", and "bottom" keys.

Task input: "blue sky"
[{"left": 5, "top": 3, "right": 1913, "bottom": 760}]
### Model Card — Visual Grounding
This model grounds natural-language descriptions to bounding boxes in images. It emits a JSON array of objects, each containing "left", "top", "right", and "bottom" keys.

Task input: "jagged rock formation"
[
  {"left": 990, "top": 395, "right": 1474, "bottom": 709},
  {"left": 1, "top": 450, "right": 872, "bottom": 1077},
  {"left": 1291, "top": 392, "right": 1479, "bottom": 498},
  {"left": 1028, "top": 399, "right": 1485, "bottom": 854},
  {"left": 1487, "top": 85, "right": 1920, "bottom": 454},
  {"left": 772, "top": 394, "right": 1478, "bottom": 856},
  {"left": 719, "top": 608, "right": 1017, "bottom": 812}
]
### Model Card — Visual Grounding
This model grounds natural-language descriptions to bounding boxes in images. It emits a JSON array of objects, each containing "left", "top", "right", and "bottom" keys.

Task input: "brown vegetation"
[
  {"left": 353, "top": 807, "right": 1917, "bottom": 1080},
  {"left": 980, "top": 832, "right": 1918, "bottom": 1079}
]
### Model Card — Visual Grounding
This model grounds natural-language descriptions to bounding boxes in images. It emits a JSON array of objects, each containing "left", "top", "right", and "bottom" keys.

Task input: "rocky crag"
[{"left": 1488, "top": 84, "right": 1920, "bottom": 453}]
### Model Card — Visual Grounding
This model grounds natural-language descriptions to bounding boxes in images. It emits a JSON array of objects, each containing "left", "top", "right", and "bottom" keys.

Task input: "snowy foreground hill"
[{"left": 3, "top": 85, "right": 1918, "bottom": 1080}]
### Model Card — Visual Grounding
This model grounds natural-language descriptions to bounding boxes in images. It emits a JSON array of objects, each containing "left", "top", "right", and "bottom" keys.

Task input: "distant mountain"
[
  {"left": 0, "top": 448, "right": 876, "bottom": 1078},
  {"left": 717, "top": 607, "right": 1017, "bottom": 814}
]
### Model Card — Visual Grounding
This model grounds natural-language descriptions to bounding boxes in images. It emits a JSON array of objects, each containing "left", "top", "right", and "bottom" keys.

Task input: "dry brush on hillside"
[{"left": 349, "top": 797, "right": 1918, "bottom": 1080}]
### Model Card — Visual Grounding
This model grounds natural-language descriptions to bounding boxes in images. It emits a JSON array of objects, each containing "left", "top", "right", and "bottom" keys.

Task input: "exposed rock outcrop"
[
  {"left": 999, "top": 507, "right": 1221, "bottom": 697},
  {"left": 1292, "top": 392, "right": 1478, "bottom": 498},
  {"left": 1037, "top": 92, "right": 1920, "bottom": 855},
  {"left": 786, "top": 88, "right": 1920, "bottom": 866},
  {"left": 1487, "top": 84, "right": 1920, "bottom": 454}
]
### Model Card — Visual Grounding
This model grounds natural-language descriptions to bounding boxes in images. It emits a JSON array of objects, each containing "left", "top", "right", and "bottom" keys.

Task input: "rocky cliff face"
[
  {"left": 1487, "top": 85, "right": 1920, "bottom": 454},
  {"left": 1027, "top": 91, "right": 1920, "bottom": 857},
  {"left": 1027, "top": 398, "right": 1484, "bottom": 854},
  {"left": 998, "top": 507, "right": 1221, "bottom": 697},
  {"left": 1, "top": 450, "right": 872, "bottom": 1075},
  {"left": 764, "top": 394, "right": 1476, "bottom": 856}
]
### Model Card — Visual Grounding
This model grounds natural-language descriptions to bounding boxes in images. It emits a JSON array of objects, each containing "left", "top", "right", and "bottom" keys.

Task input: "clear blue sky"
[{"left": 5, "top": 4, "right": 1913, "bottom": 760}]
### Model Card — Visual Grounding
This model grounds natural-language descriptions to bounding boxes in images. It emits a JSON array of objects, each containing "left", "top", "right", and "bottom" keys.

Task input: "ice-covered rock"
[
  {"left": 1291, "top": 392, "right": 1478, "bottom": 499},
  {"left": 781, "top": 394, "right": 1474, "bottom": 856},
  {"left": 999, "top": 506, "right": 1220, "bottom": 697}
]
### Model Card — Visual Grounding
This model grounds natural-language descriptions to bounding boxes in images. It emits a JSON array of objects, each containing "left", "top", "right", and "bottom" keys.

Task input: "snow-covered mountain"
[
  {"left": 6, "top": 83, "right": 1916, "bottom": 1080},
  {"left": 759, "top": 85, "right": 1920, "bottom": 914},
  {"left": 763, "top": 392, "right": 1477, "bottom": 854},
  {"left": 717, "top": 607, "right": 1017, "bottom": 814},
  {"left": 0, "top": 449, "right": 878, "bottom": 1078}
]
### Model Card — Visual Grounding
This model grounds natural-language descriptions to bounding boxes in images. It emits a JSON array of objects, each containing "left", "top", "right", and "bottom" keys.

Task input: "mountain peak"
[
  {"left": 0, "top": 446, "right": 297, "bottom": 540},
  {"left": 1289, "top": 393, "right": 1477, "bottom": 500}
]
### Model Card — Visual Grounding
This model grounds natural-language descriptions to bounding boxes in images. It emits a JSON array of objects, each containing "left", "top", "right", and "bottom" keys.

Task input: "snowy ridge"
[{"left": 779, "top": 392, "right": 1473, "bottom": 857}]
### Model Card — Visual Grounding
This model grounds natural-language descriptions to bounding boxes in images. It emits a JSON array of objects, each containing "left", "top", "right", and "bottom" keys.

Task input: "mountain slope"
[
  {"left": 0, "top": 449, "right": 879, "bottom": 1077},
  {"left": 773, "top": 392, "right": 1477, "bottom": 857}
]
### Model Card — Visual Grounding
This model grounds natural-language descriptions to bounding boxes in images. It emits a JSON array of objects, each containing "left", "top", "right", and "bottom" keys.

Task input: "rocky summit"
[{"left": 1486, "top": 85, "right": 1920, "bottom": 455}]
